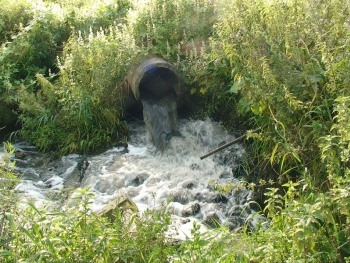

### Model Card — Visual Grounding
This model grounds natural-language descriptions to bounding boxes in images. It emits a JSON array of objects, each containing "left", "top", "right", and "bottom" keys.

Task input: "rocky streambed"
[{"left": 2, "top": 118, "right": 264, "bottom": 239}]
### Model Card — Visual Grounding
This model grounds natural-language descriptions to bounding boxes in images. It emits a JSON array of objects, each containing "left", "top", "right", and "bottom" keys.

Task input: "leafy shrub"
[
  {"left": 213, "top": 0, "right": 350, "bottom": 183},
  {"left": 0, "top": 0, "right": 132, "bottom": 134},
  {"left": 0, "top": 10, "right": 67, "bottom": 96},
  {"left": 0, "top": 188, "right": 176, "bottom": 262},
  {"left": 0, "top": 142, "right": 19, "bottom": 251},
  {"left": 129, "top": 0, "right": 214, "bottom": 58},
  {"left": 210, "top": 0, "right": 350, "bottom": 261},
  {"left": 250, "top": 179, "right": 349, "bottom": 262},
  {"left": 0, "top": 0, "right": 132, "bottom": 95},
  {"left": 18, "top": 24, "right": 141, "bottom": 154},
  {"left": 0, "top": 2, "right": 68, "bottom": 130},
  {"left": 0, "top": 0, "right": 33, "bottom": 45},
  {"left": 172, "top": 222, "right": 252, "bottom": 263},
  {"left": 53, "top": 0, "right": 132, "bottom": 35},
  {"left": 0, "top": 142, "right": 18, "bottom": 212}
]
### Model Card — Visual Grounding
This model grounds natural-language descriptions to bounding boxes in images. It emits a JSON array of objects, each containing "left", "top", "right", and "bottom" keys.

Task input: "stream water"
[
  {"left": 1, "top": 110, "right": 263, "bottom": 239},
  {"left": 142, "top": 95, "right": 179, "bottom": 151}
]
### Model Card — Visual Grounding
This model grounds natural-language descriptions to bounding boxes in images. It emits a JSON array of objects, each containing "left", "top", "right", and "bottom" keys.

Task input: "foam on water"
[
  {"left": 1, "top": 119, "right": 262, "bottom": 238},
  {"left": 80, "top": 119, "right": 256, "bottom": 230}
]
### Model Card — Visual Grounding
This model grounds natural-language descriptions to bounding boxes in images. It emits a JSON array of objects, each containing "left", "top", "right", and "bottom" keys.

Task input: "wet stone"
[
  {"left": 203, "top": 211, "right": 221, "bottom": 228},
  {"left": 189, "top": 163, "right": 200, "bottom": 170},
  {"left": 15, "top": 150, "right": 26, "bottom": 159},
  {"left": 194, "top": 190, "right": 217, "bottom": 202},
  {"left": 15, "top": 168, "right": 40, "bottom": 180},
  {"left": 181, "top": 179, "right": 197, "bottom": 189},
  {"left": 145, "top": 177, "right": 161, "bottom": 186},
  {"left": 181, "top": 202, "right": 201, "bottom": 217},
  {"left": 228, "top": 189, "right": 253, "bottom": 206},
  {"left": 180, "top": 218, "right": 191, "bottom": 224},
  {"left": 131, "top": 177, "right": 143, "bottom": 186},
  {"left": 225, "top": 217, "right": 245, "bottom": 231},
  {"left": 12, "top": 158, "right": 28, "bottom": 168},
  {"left": 211, "top": 194, "right": 228, "bottom": 203},
  {"left": 171, "top": 189, "right": 193, "bottom": 204},
  {"left": 213, "top": 146, "right": 242, "bottom": 167},
  {"left": 231, "top": 166, "right": 247, "bottom": 178},
  {"left": 94, "top": 178, "right": 124, "bottom": 194},
  {"left": 227, "top": 205, "right": 245, "bottom": 217},
  {"left": 126, "top": 173, "right": 150, "bottom": 187},
  {"left": 194, "top": 192, "right": 209, "bottom": 202},
  {"left": 219, "top": 171, "right": 232, "bottom": 179}
]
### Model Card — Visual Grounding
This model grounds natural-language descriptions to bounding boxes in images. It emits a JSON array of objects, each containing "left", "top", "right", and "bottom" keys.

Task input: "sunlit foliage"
[{"left": 0, "top": 0, "right": 349, "bottom": 262}]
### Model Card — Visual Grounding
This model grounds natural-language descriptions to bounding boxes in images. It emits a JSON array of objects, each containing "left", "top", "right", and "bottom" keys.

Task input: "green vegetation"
[
  {"left": 0, "top": 142, "right": 19, "bottom": 253},
  {"left": 1, "top": 188, "right": 175, "bottom": 262},
  {"left": 0, "top": 0, "right": 349, "bottom": 262}
]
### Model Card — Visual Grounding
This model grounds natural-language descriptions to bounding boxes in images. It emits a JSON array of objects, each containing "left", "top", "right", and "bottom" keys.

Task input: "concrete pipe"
[
  {"left": 123, "top": 57, "right": 183, "bottom": 149},
  {"left": 126, "top": 57, "right": 183, "bottom": 103}
]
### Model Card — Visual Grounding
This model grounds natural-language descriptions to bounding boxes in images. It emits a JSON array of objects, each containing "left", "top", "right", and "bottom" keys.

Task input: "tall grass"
[
  {"left": 212, "top": 0, "right": 350, "bottom": 261},
  {"left": 0, "top": 0, "right": 349, "bottom": 262}
]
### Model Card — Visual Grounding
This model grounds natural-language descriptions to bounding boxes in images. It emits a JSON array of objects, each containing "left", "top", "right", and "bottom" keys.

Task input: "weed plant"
[
  {"left": 212, "top": 0, "right": 350, "bottom": 261},
  {"left": 18, "top": 25, "right": 138, "bottom": 154},
  {"left": 0, "top": 0, "right": 350, "bottom": 262},
  {"left": 0, "top": 188, "right": 176, "bottom": 262},
  {"left": 0, "top": 142, "right": 18, "bottom": 255},
  {"left": 213, "top": 0, "right": 350, "bottom": 181}
]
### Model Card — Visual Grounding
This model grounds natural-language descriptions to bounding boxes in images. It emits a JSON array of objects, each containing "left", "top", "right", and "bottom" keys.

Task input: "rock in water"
[{"left": 98, "top": 193, "right": 139, "bottom": 233}]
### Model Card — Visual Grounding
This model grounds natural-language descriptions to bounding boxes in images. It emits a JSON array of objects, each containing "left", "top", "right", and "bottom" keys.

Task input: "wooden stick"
[{"left": 199, "top": 128, "right": 260, "bottom": 160}]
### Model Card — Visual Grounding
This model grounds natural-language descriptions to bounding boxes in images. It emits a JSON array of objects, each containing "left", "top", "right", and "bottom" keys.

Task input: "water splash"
[
  {"left": 3, "top": 119, "right": 264, "bottom": 238},
  {"left": 142, "top": 94, "right": 179, "bottom": 151}
]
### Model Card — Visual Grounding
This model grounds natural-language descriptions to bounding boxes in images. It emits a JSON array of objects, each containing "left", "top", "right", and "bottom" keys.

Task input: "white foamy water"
[{"left": 2, "top": 119, "right": 262, "bottom": 238}]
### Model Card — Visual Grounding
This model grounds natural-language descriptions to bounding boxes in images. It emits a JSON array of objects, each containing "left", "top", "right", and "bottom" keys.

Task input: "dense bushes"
[
  {"left": 0, "top": 0, "right": 349, "bottom": 262},
  {"left": 0, "top": 0, "right": 33, "bottom": 45},
  {"left": 0, "top": 142, "right": 19, "bottom": 251},
  {"left": 18, "top": 26, "right": 138, "bottom": 154},
  {"left": 212, "top": 0, "right": 350, "bottom": 261},
  {"left": 2, "top": 0, "right": 221, "bottom": 154},
  {"left": 0, "top": 142, "right": 18, "bottom": 211},
  {"left": 214, "top": 0, "right": 331, "bottom": 180},
  {"left": 0, "top": 0, "right": 134, "bottom": 153},
  {"left": 213, "top": 0, "right": 349, "bottom": 181},
  {"left": 0, "top": 2, "right": 66, "bottom": 133},
  {"left": 0, "top": 188, "right": 175, "bottom": 262},
  {"left": 129, "top": 0, "right": 215, "bottom": 58}
]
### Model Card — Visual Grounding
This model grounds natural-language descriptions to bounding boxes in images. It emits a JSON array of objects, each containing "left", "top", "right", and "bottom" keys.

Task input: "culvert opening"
[
  {"left": 139, "top": 67, "right": 179, "bottom": 102},
  {"left": 125, "top": 57, "right": 183, "bottom": 150}
]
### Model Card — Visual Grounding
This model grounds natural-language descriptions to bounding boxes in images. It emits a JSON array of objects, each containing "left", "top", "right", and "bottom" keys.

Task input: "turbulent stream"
[{"left": 1, "top": 111, "right": 263, "bottom": 239}]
